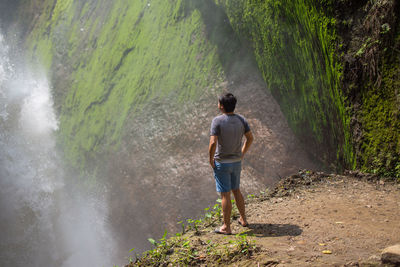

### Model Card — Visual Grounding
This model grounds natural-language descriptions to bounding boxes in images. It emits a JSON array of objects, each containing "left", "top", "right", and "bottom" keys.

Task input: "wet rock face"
[{"left": 381, "top": 244, "right": 400, "bottom": 265}]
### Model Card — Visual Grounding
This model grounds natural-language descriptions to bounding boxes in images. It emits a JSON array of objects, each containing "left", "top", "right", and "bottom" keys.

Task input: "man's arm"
[
  {"left": 209, "top": 135, "right": 218, "bottom": 168},
  {"left": 241, "top": 131, "right": 254, "bottom": 159}
]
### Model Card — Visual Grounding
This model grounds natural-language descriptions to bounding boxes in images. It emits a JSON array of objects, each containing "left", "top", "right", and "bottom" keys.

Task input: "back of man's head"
[{"left": 219, "top": 93, "right": 237, "bottom": 113}]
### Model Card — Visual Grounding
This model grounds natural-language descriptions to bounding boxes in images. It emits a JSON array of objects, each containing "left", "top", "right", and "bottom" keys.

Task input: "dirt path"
[
  {"left": 128, "top": 172, "right": 400, "bottom": 266},
  {"left": 223, "top": 173, "right": 400, "bottom": 266}
]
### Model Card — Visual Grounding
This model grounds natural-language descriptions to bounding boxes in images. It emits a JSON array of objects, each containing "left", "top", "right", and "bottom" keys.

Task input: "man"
[{"left": 209, "top": 93, "right": 254, "bottom": 235}]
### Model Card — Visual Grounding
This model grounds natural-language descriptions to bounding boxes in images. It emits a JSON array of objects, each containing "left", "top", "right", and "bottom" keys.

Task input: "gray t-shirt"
[{"left": 210, "top": 114, "right": 250, "bottom": 163}]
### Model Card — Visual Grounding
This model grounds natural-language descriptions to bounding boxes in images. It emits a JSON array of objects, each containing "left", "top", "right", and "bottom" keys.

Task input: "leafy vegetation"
[
  {"left": 125, "top": 199, "right": 259, "bottom": 266},
  {"left": 336, "top": 0, "right": 399, "bottom": 178},
  {"left": 359, "top": 58, "right": 400, "bottom": 178},
  {"left": 127, "top": 232, "right": 257, "bottom": 266}
]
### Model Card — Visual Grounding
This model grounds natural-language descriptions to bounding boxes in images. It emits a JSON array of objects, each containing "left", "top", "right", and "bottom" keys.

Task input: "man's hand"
[
  {"left": 209, "top": 135, "right": 218, "bottom": 168},
  {"left": 209, "top": 158, "right": 215, "bottom": 169},
  {"left": 241, "top": 131, "right": 254, "bottom": 159}
]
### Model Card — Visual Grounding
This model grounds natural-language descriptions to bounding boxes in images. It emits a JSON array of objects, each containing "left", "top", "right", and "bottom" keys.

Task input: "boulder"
[{"left": 381, "top": 244, "right": 400, "bottom": 265}]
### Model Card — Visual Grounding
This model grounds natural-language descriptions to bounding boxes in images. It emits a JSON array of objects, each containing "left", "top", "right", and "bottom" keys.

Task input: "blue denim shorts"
[{"left": 213, "top": 161, "right": 242, "bottom": 193}]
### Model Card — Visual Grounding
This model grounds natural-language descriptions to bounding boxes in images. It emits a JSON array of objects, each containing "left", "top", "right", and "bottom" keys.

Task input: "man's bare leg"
[
  {"left": 232, "top": 188, "right": 248, "bottom": 226},
  {"left": 220, "top": 191, "right": 232, "bottom": 233}
]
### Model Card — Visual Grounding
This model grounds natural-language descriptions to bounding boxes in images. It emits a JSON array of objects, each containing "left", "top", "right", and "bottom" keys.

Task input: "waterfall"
[{"left": 0, "top": 32, "right": 117, "bottom": 267}]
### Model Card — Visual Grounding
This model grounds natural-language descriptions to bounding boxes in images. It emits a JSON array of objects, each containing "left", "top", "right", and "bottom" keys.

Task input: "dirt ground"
[{"left": 202, "top": 172, "right": 400, "bottom": 266}]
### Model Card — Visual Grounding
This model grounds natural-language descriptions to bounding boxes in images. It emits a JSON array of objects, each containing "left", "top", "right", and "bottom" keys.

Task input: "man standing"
[{"left": 209, "top": 93, "right": 254, "bottom": 235}]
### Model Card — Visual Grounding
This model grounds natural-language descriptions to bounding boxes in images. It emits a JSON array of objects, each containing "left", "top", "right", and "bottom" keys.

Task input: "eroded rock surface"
[{"left": 382, "top": 244, "right": 400, "bottom": 265}]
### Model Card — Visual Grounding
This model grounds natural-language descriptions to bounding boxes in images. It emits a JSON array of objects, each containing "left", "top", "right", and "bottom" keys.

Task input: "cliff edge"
[{"left": 127, "top": 171, "right": 400, "bottom": 266}]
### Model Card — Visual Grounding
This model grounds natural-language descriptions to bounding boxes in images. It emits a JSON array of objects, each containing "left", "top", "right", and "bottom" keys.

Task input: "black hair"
[{"left": 218, "top": 93, "right": 237, "bottom": 113}]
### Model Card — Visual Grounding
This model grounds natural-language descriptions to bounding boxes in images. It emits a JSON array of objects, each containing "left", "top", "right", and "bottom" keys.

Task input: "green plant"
[
  {"left": 202, "top": 200, "right": 223, "bottom": 226},
  {"left": 132, "top": 223, "right": 260, "bottom": 266},
  {"left": 204, "top": 207, "right": 212, "bottom": 221},
  {"left": 186, "top": 218, "right": 202, "bottom": 235},
  {"left": 213, "top": 202, "right": 222, "bottom": 219},
  {"left": 138, "top": 230, "right": 172, "bottom": 265},
  {"left": 247, "top": 194, "right": 256, "bottom": 199},
  {"left": 381, "top": 23, "right": 391, "bottom": 34},
  {"left": 127, "top": 247, "right": 137, "bottom": 264},
  {"left": 177, "top": 220, "right": 186, "bottom": 234},
  {"left": 205, "top": 239, "right": 218, "bottom": 256},
  {"left": 173, "top": 240, "right": 198, "bottom": 265},
  {"left": 355, "top": 38, "right": 380, "bottom": 57},
  {"left": 234, "top": 233, "right": 257, "bottom": 257}
]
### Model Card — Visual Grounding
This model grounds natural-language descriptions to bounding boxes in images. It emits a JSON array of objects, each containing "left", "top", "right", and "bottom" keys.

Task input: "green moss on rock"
[
  {"left": 24, "top": 0, "right": 223, "bottom": 169},
  {"left": 216, "top": 0, "right": 354, "bottom": 169},
  {"left": 360, "top": 59, "right": 400, "bottom": 178},
  {"left": 18, "top": 0, "right": 399, "bottom": 177}
]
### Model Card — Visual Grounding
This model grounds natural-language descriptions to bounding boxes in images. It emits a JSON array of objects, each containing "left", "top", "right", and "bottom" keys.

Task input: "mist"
[
  {"left": 0, "top": 32, "right": 118, "bottom": 267},
  {"left": 0, "top": 0, "right": 21, "bottom": 29}
]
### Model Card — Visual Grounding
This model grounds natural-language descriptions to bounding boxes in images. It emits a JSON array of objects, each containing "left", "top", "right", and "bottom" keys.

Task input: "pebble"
[
  {"left": 287, "top": 246, "right": 295, "bottom": 251},
  {"left": 368, "top": 254, "right": 381, "bottom": 261}
]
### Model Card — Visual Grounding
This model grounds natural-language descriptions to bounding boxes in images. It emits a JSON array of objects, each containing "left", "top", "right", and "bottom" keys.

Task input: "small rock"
[
  {"left": 368, "top": 254, "right": 380, "bottom": 261},
  {"left": 381, "top": 244, "right": 400, "bottom": 264}
]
